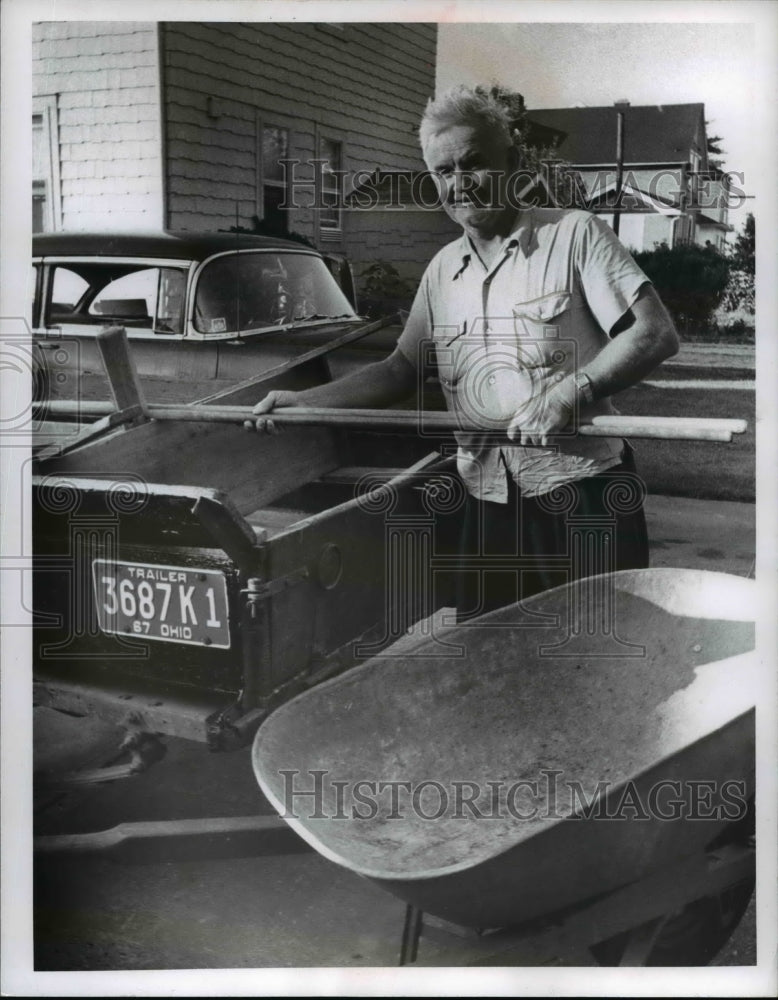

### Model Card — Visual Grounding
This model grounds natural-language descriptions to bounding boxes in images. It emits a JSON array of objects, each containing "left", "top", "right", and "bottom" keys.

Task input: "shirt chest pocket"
[
  {"left": 512, "top": 291, "right": 573, "bottom": 371},
  {"left": 435, "top": 335, "right": 481, "bottom": 392}
]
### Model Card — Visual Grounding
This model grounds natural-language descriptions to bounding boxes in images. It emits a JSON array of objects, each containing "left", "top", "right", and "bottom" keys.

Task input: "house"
[
  {"left": 526, "top": 102, "right": 734, "bottom": 251},
  {"left": 32, "top": 21, "right": 444, "bottom": 297}
]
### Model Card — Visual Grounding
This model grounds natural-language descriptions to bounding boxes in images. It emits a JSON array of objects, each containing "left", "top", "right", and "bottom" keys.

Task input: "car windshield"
[{"left": 194, "top": 251, "right": 358, "bottom": 335}]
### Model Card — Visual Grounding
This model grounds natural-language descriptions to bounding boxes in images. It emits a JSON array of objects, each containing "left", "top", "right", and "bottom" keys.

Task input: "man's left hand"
[{"left": 506, "top": 375, "right": 578, "bottom": 446}]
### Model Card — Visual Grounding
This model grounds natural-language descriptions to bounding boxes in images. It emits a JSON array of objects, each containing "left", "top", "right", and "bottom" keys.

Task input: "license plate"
[{"left": 92, "top": 559, "right": 230, "bottom": 649}]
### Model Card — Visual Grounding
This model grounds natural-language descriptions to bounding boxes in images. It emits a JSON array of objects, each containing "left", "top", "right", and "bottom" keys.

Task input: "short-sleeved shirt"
[{"left": 396, "top": 208, "right": 651, "bottom": 501}]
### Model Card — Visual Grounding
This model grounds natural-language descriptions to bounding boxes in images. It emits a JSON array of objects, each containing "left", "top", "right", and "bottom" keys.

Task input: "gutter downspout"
[{"left": 156, "top": 22, "right": 168, "bottom": 229}]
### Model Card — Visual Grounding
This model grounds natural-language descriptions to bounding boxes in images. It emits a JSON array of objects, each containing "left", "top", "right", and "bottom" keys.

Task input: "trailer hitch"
[{"left": 39, "top": 725, "right": 167, "bottom": 788}]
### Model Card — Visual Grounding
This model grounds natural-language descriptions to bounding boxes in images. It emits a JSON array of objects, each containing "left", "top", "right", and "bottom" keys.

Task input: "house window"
[
  {"left": 688, "top": 150, "right": 702, "bottom": 209},
  {"left": 319, "top": 138, "right": 343, "bottom": 241},
  {"left": 33, "top": 98, "right": 61, "bottom": 231},
  {"left": 32, "top": 179, "right": 47, "bottom": 234},
  {"left": 673, "top": 215, "right": 694, "bottom": 246},
  {"left": 259, "top": 124, "right": 289, "bottom": 235}
]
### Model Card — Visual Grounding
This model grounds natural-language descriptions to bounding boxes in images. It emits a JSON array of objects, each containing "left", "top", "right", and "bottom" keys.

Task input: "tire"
[
  {"left": 590, "top": 876, "right": 754, "bottom": 966},
  {"left": 591, "top": 801, "right": 755, "bottom": 966}
]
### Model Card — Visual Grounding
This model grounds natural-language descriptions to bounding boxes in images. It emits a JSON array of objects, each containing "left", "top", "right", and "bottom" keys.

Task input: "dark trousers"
[{"left": 455, "top": 443, "right": 649, "bottom": 621}]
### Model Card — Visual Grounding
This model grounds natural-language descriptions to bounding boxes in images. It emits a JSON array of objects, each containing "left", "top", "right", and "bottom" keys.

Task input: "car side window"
[
  {"left": 47, "top": 264, "right": 187, "bottom": 335},
  {"left": 89, "top": 269, "right": 158, "bottom": 324},
  {"left": 156, "top": 268, "right": 187, "bottom": 334},
  {"left": 50, "top": 267, "right": 90, "bottom": 313},
  {"left": 88, "top": 268, "right": 186, "bottom": 334},
  {"left": 31, "top": 264, "right": 42, "bottom": 326}
]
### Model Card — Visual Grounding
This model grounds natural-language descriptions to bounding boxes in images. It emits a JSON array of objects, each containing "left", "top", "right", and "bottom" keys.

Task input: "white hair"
[{"left": 419, "top": 85, "right": 514, "bottom": 154}]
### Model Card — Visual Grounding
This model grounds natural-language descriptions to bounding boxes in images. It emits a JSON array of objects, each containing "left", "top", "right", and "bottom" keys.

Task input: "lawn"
[{"left": 612, "top": 382, "right": 755, "bottom": 502}]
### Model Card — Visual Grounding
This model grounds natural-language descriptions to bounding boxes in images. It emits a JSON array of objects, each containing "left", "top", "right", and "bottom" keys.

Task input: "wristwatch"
[{"left": 573, "top": 371, "right": 595, "bottom": 405}]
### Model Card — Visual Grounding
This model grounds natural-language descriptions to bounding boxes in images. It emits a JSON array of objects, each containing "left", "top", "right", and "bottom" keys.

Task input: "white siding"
[
  {"left": 643, "top": 212, "right": 673, "bottom": 249},
  {"left": 161, "top": 22, "right": 440, "bottom": 287},
  {"left": 33, "top": 22, "right": 163, "bottom": 231},
  {"left": 615, "top": 214, "right": 645, "bottom": 253}
]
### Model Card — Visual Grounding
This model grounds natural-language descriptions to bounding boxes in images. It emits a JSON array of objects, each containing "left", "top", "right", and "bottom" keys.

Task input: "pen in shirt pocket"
[{"left": 445, "top": 318, "right": 467, "bottom": 346}]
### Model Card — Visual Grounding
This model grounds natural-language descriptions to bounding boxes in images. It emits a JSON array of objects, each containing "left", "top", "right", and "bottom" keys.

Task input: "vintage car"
[{"left": 31, "top": 230, "right": 402, "bottom": 406}]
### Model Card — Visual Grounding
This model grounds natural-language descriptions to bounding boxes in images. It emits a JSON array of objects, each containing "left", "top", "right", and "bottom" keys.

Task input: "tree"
[
  {"left": 705, "top": 121, "right": 726, "bottom": 169},
  {"left": 488, "top": 85, "right": 581, "bottom": 208},
  {"left": 729, "top": 213, "right": 755, "bottom": 274},
  {"left": 633, "top": 242, "right": 731, "bottom": 336}
]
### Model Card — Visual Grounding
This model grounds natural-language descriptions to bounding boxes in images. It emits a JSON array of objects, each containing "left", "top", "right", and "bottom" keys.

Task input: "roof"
[
  {"left": 32, "top": 230, "right": 315, "bottom": 261},
  {"left": 584, "top": 182, "right": 684, "bottom": 215},
  {"left": 696, "top": 213, "right": 733, "bottom": 231},
  {"left": 525, "top": 103, "right": 707, "bottom": 165}
]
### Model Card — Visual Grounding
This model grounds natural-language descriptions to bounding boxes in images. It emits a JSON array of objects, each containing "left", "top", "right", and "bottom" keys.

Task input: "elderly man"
[{"left": 251, "top": 85, "right": 679, "bottom": 618}]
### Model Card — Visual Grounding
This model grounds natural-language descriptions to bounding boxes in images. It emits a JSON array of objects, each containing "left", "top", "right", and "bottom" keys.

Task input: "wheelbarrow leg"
[
  {"left": 616, "top": 915, "right": 671, "bottom": 966},
  {"left": 398, "top": 904, "right": 424, "bottom": 966}
]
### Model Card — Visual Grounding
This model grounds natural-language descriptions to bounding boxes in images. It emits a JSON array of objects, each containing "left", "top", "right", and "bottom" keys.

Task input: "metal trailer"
[{"left": 32, "top": 341, "right": 459, "bottom": 754}]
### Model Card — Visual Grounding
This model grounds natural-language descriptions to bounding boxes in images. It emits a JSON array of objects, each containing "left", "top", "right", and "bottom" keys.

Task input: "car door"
[{"left": 33, "top": 257, "right": 208, "bottom": 404}]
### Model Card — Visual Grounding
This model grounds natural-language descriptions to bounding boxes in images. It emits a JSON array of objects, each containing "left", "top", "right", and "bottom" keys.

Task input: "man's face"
[{"left": 423, "top": 125, "right": 515, "bottom": 238}]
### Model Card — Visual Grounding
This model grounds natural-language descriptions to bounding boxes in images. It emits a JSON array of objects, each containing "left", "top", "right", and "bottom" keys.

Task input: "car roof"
[{"left": 32, "top": 230, "right": 318, "bottom": 261}]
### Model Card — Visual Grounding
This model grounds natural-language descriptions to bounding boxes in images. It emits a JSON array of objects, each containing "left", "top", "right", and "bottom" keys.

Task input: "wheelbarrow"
[{"left": 252, "top": 567, "right": 757, "bottom": 965}]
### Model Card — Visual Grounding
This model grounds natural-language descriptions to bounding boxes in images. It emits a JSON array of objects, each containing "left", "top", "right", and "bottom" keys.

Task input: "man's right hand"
[{"left": 245, "top": 390, "right": 302, "bottom": 434}]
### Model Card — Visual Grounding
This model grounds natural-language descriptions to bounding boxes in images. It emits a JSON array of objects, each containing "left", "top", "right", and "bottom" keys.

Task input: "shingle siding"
[
  {"left": 161, "top": 22, "right": 439, "bottom": 287},
  {"left": 162, "top": 25, "right": 427, "bottom": 166},
  {"left": 33, "top": 21, "right": 446, "bottom": 288},
  {"left": 33, "top": 21, "right": 163, "bottom": 230},
  {"left": 347, "top": 208, "right": 460, "bottom": 289}
]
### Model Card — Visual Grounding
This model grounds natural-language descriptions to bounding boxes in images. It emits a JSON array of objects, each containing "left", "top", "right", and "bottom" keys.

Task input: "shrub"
[
  {"left": 358, "top": 261, "right": 415, "bottom": 318},
  {"left": 709, "top": 214, "right": 755, "bottom": 339},
  {"left": 224, "top": 217, "right": 317, "bottom": 249},
  {"left": 710, "top": 317, "right": 755, "bottom": 343},
  {"left": 633, "top": 241, "right": 731, "bottom": 337}
]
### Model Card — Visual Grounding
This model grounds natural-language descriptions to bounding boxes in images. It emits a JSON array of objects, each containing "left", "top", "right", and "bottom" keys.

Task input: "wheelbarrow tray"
[{"left": 253, "top": 568, "right": 756, "bottom": 929}]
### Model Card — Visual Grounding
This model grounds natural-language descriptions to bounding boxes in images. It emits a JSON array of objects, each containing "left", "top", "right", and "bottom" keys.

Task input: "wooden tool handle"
[
  {"left": 36, "top": 401, "right": 748, "bottom": 442},
  {"left": 258, "top": 408, "right": 748, "bottom": 442},
  {"left": 169, "top": 405, "right": 748, "bottom": 442}
]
